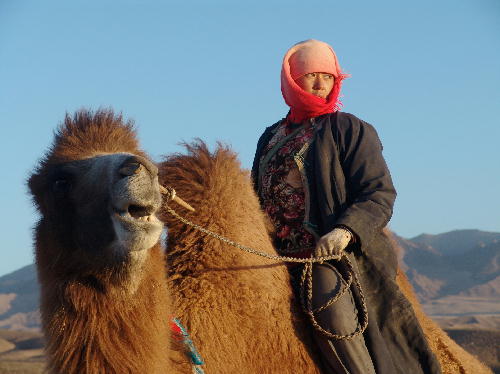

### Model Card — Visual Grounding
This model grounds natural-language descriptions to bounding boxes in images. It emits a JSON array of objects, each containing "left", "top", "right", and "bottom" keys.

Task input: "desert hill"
[
  {"left": 0, "top": 265, "right": 40, "bottom": 331},
  {"left": 394, "top": 229, "right": 500, "bottom": 319},
  {"left": 0, "top": 329, "right": 44, "bottom": 374}
]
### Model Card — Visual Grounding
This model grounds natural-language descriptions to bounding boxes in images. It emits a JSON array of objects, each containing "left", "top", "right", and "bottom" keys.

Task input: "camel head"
[{"left": 28, "top": 109, "right": 163, "bottom": 286}]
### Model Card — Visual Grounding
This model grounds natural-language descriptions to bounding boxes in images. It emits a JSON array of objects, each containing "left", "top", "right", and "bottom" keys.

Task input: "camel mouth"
[
  {"left": 112, "top": 205, "right": 160, "bottom": 226},
  {"left": 110, "top": 203, "right": 163, "bottom": 253},
  {"left": 127, "top": 204, "right": 155, "bottom": 220}
]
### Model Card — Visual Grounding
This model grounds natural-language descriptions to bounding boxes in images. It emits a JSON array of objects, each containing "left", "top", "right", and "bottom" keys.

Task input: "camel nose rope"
[
  {"left": 159, "top": 185, "right": 195, "bottom": 212},
  {"left": 161, "top": 186, "right": 368, "bottom": 341}
]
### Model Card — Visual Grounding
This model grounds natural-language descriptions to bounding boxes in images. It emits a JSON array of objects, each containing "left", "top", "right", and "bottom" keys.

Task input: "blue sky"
[{"left": 1, "top": 0, "right": 499, "bottom": 276}]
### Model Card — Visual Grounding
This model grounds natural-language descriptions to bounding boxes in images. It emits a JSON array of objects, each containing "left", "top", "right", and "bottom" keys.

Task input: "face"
[
  {"left": 29, "top": 152, "right": 163, "bottom": 274},
  {"left": 294, "top": 72, "right": 335, "bottom": 99}
]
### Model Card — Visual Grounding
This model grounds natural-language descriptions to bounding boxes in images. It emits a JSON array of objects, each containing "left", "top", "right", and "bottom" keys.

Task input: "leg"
[{"left": 311, "top": 262, "right": 376, "bottom": 374}]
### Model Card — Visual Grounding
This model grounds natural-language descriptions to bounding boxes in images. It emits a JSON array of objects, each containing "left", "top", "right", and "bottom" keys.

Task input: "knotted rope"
[{"left": 162, "top": 186, "right": 368, "bottom": 341}]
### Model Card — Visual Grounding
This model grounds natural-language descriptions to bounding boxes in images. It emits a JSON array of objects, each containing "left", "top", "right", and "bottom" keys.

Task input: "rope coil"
[{"left": 162, "top": 186, "right": 368, "bottom": 340}]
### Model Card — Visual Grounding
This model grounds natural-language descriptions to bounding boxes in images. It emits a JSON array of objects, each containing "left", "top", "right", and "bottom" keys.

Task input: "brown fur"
[
  {"left": 46, "top": 109, "right": 147, "bottom": 163},
  {"left": 29, "top": 109, "right": 175, "bottom": 374},
  {"left": 159, "top": 142, "right": 322, "bottom": 373}
]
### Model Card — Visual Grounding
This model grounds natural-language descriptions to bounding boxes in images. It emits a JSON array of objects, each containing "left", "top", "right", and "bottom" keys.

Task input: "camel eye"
[{"left": 53, "top": 178, "right": 72, "bottom": 194}]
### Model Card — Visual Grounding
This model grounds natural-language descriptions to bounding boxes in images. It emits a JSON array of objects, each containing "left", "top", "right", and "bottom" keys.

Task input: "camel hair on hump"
[
  {"left": 29, "top": 109, "right": 492, "bottom": 373},
  {"left": 159, "top": 141, "right": 493, "bottom": 374}
]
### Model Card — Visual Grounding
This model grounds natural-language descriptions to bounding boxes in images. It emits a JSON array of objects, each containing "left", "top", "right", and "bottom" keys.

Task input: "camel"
[
  {"left": 28, "top": 109, "right": 180, "bottom": 374},
  {"left": 159, "top": 141, "right": 493, "bottom": 374},
  {"left": 30, "top": 109, "right": 491, "bottom": 373}
]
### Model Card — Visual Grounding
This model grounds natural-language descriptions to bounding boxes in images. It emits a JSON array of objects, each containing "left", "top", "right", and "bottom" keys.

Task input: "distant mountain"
[
  {"left": 395, "top": 229, "right": 500, "bottom": 317},
  {"left": 409, "top": 229, "right": 500, "bottom": 256},
  {"left": 0, "top": 265, "right": 40, "bottom": 331}
]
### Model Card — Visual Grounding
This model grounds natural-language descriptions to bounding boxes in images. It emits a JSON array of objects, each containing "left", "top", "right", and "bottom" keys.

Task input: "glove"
[{"left": 314, "top": 227, "right": 353, "bottom": 259}]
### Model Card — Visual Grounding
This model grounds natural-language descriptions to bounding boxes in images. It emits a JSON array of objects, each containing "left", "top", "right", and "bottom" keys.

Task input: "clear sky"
[{"left": 1, "top": 0, "right": 499, "bottom": 276}]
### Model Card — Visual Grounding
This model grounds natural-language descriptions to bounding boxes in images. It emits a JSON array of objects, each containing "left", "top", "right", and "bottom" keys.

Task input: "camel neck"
[{"left": 42, "top": 246, "right": 174, "bottom": 374}]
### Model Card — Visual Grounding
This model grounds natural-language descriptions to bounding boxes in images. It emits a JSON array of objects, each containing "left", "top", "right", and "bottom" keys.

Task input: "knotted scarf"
[{"left": 281, "top": 39, "right": 349, "bottom": 124}]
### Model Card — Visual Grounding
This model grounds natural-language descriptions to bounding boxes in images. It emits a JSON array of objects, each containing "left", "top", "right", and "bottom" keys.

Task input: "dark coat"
[{"left": 252, "top": 112, "right": 441, "bottom": 374}]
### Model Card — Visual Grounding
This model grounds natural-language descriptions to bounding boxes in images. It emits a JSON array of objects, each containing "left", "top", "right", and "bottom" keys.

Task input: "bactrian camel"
[
  {"left": 28, "top": 109, "right": 180, "bottom": 374},
  {"left": 30, "top": 110, "right": 492, "bottom": 373}
]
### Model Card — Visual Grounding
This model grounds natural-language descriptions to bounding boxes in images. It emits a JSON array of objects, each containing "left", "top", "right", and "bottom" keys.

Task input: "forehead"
[{"left": 48, "top": 152, "right": 135, "bottom": 176}]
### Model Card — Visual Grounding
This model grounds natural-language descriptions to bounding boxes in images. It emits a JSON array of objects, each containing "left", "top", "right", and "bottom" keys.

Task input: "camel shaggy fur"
[
  {"left": 159, "top": 142, "right": 322, "bottom": 373},
  {"left": 28, "top": 110, "right": 175, "bottom": 374},
  {"left": 30, "top": 110, "right": 491, "bottom": 373},
  {"left": 160, "top": 141, "right": 492, "bottom": 374}
]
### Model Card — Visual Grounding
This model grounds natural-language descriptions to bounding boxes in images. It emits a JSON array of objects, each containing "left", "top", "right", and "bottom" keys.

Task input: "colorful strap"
[{"left": 170, "top": 317, "right": 205, "bottom": 373}]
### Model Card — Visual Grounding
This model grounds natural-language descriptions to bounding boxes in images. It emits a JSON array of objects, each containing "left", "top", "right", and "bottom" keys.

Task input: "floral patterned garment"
[{"left": 260, "top": 121, "right": 316, "bottom": 258}]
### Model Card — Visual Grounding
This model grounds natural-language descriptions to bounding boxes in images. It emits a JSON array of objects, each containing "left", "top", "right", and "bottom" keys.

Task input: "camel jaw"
[
  {"left": 112, "top": 207, "right": 162, "bottom": 226},
  {"left": 110, "top": 209, "right": 163, "bottom": 253}
]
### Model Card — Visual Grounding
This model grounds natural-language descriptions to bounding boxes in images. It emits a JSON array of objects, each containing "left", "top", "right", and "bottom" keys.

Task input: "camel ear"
[{"left": 27, "top": 171, "right": 47, "bottom": 213}]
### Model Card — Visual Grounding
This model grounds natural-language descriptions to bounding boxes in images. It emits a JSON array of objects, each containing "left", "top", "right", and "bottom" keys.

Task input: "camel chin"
[{"left": 110, "top": 211, "right": 163, "bottom": 276}]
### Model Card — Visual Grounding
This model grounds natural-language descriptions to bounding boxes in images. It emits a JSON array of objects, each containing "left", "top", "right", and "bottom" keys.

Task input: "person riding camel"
[{"left": 252, "top": 39, "right": 442, "bottom": 374}]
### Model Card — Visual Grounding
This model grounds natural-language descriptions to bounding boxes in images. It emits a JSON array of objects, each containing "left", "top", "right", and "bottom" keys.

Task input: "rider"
[{"left": 252, "top": 39, "right": 441, "bottom": 374}]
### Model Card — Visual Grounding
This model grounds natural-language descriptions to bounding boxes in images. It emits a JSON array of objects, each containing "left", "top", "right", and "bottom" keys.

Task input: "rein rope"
[{"left": 162, "top": 186, "right": 368, "bottom": 341}]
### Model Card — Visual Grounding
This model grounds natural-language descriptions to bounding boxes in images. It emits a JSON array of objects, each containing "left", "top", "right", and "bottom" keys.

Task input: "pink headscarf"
[{"left": 281, "top": 39, "right": 348, "bottom": 124}]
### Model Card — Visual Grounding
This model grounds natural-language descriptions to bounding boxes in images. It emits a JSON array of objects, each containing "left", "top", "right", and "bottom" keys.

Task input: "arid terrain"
[
  {"left": 1, "top": 229, "right": 499, "bottom": 373},
  {"left": 396, "top": 230, "right": 500, "bottom": 372},
  {"left": 0, "top": 329, "right": 44, "bottom": 374}
]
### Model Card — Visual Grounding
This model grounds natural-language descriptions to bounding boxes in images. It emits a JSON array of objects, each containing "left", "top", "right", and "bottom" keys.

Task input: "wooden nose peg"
[{"left": 159, "top": 185, "right": 195, "bottom": 212}]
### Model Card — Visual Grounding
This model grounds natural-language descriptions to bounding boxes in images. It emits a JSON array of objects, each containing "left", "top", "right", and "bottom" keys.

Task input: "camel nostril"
[
  {"left": 119, "top": 162, "right": 143, "bottom": 177},
  {"left": 128, "top": 204, "right": 154, "bottom": 218},
  {"left": 118, "top": 155, "right": 158, "bottom": 178}
]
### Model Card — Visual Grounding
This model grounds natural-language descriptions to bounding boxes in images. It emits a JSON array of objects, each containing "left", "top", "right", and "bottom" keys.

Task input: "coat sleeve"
[
  {"left": 251, "top": 131, "right": 266, "bottom": 194},
  {"left": 251, "top": 121, "right": 282, "bottom": 195},
  {"left": 333, "top": 115, "right": 397, "bottom": 249}
]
